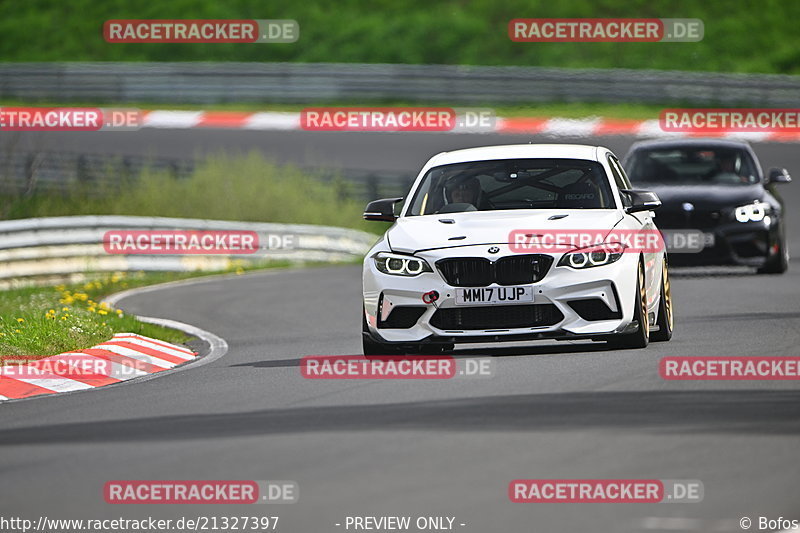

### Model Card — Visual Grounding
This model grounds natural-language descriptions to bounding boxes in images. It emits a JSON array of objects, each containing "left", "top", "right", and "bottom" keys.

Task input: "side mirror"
[
  {"left": 767, "top": 167, "right": 792, "bottom": 184},
  {"left": 363, "top": 197, "right": 404, "bottom": 222},
  {"left": 621, "top": 189, "right": 661, "bottom": 214}
]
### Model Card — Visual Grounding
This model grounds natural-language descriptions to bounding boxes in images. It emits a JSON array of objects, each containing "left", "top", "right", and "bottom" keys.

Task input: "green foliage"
[
  {"left": 2, "top": 153, "right": 381, "bottom": 233},
  {"left": 0, "top": 272, "right": 190, "bottom": 356},
  {"left": 0, "top": 0, "right": 798, "bottom": 73}
]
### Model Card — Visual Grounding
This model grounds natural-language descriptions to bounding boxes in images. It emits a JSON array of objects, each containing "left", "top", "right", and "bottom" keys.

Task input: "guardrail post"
[
  {"left": 367, "top": 175, "right": 378, "bottom": 200},
  {"left": 77, "top": 154, "right": 90, "bottom": 183},
  {"left": 24, "top": 154, "right": 39, "bottom": 196}
]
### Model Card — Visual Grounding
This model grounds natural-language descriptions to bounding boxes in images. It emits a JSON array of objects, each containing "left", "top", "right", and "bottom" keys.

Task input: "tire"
[
  {"left": 650, "top": 259, "right": 674, "bottom": 342},
  {"left": 607, "top": 259, "right": 650, "bottom": 349},
  {"left": 362, "top": 307, "right": 403, "bottom": 355},
  {"left": 757, "top": 237, "right": 789, "bottom": 274}
]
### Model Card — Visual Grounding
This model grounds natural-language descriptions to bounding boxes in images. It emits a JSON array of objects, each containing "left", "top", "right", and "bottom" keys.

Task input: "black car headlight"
[
  {"left": 373, "top": 252, "right": 433, "bottom": 276},
  {"left": 557, "top": 243, "right": 626, "bottom": 269}
]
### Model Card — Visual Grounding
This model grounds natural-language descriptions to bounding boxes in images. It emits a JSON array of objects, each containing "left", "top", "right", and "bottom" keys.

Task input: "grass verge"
[
  {"left": 0, "top": 261, "right": 307, "bottom": 358},
  {"left": 0, "top": 271, "right": 190, "bottom": 359},
  {"left": 0, "top": 259, "right": 361, "bottom": 359}
]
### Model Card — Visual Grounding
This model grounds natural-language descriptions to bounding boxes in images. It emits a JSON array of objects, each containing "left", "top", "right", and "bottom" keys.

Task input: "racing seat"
[{"left": 559, "top": 181, "right": 602, "bottom": 209}]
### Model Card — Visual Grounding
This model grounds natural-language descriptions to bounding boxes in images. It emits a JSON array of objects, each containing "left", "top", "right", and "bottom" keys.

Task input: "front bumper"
[
  {"left": 363, "top": 245, "right": 640, "bottom": 345},
  {"left": 666, "top": 219, "right": 778, "bottom": 267}
]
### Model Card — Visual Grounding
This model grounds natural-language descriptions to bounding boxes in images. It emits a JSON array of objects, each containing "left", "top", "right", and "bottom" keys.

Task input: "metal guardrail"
[
  {"left": 0, "top": 216, "right": 378, "bottom": 287},
  {"left": 0, "top": 150, "right": 414, "bottom": 200},
  {"left": 0, "top": 151, "right": 195, "bottom": 194},
  {"left": 1, "top": 62, "right": 800, "bottom": 106}
]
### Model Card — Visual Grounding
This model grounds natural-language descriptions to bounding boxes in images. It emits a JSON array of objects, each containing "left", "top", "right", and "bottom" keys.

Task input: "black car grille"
[
  {"left": 656, "top": 209, "right": 723, "bottom": 229},
  {"left": 378, "top": 306, "right": 427, "bottom": 329},
  {"left": 430, "top": 304, "right": 563, "bottom": 330},
  {"left": 731, "top": 233, "right": 769, "bottom": 258},
  {"left": 436, "top": 255, "right": 552, "bottom": 287},
  {"left": 568, "top": 299, "right": 621, "bottom": 321},
  {"left": 437, "top": 258, "right": 491, "bottom": 286}
]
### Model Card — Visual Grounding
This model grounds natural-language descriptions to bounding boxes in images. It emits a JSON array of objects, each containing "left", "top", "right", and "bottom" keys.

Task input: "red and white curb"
[
  {"left": 139, "top": 110, "right": 800, "bottom": 143},
  {"left": 0, "top": 333, "right": 197, "bottom": 401}
]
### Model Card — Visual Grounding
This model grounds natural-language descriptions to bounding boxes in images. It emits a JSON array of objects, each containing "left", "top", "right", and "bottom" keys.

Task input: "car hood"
[
  {"left": 642, "top": 184, "right": 765, "bottom": 211},
  {"left": 387, "top": 210, "right": 623, "bottom": 253}
]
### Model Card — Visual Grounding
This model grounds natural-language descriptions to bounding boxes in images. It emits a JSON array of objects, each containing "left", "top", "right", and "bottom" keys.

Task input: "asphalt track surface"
[{"left": 2, "top": 131, "right": 800, "bottom": 532}]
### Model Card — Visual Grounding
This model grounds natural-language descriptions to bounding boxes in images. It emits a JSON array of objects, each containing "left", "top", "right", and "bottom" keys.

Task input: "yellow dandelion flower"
[
  {"left": 16, "top": 318, "right": 24, "bottom": 323},
  {"left": 98, "top": 309, "right": 108, "bottom": 315}
]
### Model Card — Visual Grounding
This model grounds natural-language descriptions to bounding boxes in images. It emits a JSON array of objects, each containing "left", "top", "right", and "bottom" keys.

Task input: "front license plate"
[{"left": 455, "top": 286, "right": 533, "bottom": 306}]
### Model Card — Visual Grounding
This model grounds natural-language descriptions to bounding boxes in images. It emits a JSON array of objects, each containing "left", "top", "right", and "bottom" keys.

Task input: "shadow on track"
[
  {"left": 669, "top": 266, "right": 756, "bottom": 278},
  {"left": 2, "top": 389, "right": 800, "bottom": 445},
  {"left": 230, "top": 341, "right": 614, "bottom": 369},
  {"left": 680, "top": 311, "right": 800, "bottom": 323}
]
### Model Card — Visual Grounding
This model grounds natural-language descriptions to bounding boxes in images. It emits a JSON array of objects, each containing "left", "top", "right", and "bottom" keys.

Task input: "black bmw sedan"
[{"left": 623, "top": 139, "right": 791, "bottom": 273}]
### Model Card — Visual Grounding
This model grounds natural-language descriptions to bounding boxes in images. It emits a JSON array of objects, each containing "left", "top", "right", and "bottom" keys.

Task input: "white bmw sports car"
[{"left": 361, "top": 144, "right": 673, "bottom": 354}]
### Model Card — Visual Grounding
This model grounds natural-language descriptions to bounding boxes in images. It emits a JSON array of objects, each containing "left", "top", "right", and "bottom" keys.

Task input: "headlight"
[
  {"left": 557, "top": 243, "right": 626, "bottom": 269},
  {"left": 734, "top": 201, "right": 770, "bottom": 223},
  {"left": 373, "top": 252, "right": 433, "bottom": 276}
]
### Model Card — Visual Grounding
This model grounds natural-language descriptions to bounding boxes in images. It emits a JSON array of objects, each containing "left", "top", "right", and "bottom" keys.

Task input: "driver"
[
  {"left": 709, "top": 152, "right": 749, "bottom": 183},
  {"left": 444, "top": 176, "right": 482, "bottom": 207},
  {"left": 718, "top": 152, "right": 738, "bottom": 174}
]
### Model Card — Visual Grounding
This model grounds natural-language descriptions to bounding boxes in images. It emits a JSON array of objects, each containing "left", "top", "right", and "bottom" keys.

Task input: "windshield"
[
  {"left": 625, "top": 146, "right": 759, "bottom": 186},
  {"left": 406, "top": 158, "right": 615, "bottom": 216}
]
